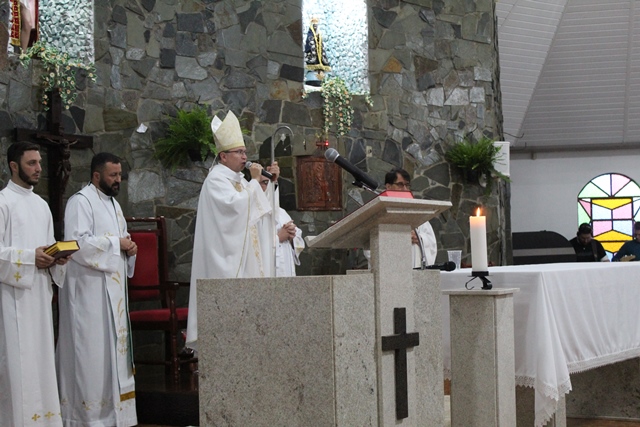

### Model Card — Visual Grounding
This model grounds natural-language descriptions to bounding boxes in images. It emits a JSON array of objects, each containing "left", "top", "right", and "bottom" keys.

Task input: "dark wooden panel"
[{"left": 296, "top": 155, "right": 342, "bottom": 211}]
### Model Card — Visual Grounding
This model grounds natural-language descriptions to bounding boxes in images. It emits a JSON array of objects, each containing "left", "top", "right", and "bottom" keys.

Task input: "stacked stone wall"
[{"left": 0, "top": 0, "right": 508, "bottom": 281}]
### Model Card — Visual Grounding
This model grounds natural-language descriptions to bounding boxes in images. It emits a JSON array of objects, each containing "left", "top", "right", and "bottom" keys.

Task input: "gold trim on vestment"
[
  {"left": 235, "top": 179, "right": 250, "bottom": 278},
  {"left": 120, "top": 391, "right": 135, "bottom": 402}
]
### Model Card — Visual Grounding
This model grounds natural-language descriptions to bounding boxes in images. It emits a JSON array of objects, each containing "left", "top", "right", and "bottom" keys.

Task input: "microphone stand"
[{"left": 352, "top": 180, "right": 381, "bottom": 196}]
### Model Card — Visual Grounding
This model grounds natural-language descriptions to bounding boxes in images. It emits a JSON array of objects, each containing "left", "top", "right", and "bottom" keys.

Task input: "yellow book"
[{"left": 45, "top": 240, "right": 80, "bottom": 259}]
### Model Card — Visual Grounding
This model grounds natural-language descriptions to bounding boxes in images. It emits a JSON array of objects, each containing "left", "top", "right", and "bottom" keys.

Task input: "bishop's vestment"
[
  {"left": 56, "top": 183, "right": 137, "bottom": 427},
  {"left": 0, "top": 180, "right": 65, "bottom": 427},
  {"left": 186, "top": 163, "right": 272, "bottom": 348}
]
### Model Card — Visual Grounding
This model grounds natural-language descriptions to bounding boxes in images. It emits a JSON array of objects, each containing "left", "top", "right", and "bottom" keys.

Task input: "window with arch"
[
  {"left": 577, "top": 173, "right": 640, "bottom": 259},
  {"left": 8, "top": 0, "right": 93, "bottom": 61},
  {"left": 39, "top": 0, "right": 94, "bottom": 62},
  {"left": 301, "top": 0, "right": 369, "bottom": 94}
]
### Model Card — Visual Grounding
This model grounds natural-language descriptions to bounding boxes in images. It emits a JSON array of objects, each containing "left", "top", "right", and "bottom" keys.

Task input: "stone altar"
[{"left": 196, "top": 196, "right": 451, "bottom": 426}]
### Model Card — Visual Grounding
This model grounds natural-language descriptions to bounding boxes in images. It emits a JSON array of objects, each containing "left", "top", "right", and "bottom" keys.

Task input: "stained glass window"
[{"left": 577, "top": 173, "right": 640, "bottom": 259}]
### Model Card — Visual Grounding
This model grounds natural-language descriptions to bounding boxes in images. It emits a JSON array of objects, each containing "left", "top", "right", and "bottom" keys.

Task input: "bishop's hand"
[
  {"left": 248, "top": 162, "right": 263, "bottom": 181},
  {"left": 267, "top": 162, "right": 280, "bottom": 182}
]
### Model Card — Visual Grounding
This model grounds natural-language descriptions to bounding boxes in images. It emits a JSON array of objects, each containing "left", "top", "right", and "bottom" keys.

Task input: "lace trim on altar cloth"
[
  {"left": 445, "top": 348, "right": 640, "bottom": 427},
  {"left": 567, "top": 347, "right": 640, "bottom": 374},
  {"left": 445, "top": 368, "right": 572, "bottom": 427},
  {"left": 514, "top": 375, "right": 573, "bottom": 427}
]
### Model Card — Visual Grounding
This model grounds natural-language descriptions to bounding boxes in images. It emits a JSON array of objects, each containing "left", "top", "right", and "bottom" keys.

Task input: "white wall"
[{"left": 510, "top": 149, "right": 640, "bottom": 240}]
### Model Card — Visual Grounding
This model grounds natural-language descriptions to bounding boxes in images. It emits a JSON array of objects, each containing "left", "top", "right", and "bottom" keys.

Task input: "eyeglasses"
[
  {"left": 392, "top": 182, "right": 411, "bottom": 189},
  {"left": 226, "top": 149, "right": 247, "bottom": 156}
]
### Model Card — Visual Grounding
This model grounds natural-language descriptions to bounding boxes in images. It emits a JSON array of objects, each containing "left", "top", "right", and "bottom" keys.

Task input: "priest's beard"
[
  {"left": 18, "top": 164, "right": 39, "bottom": 186},
  {"left": 99, "top": 177, "right": 120, "bottom": 197}
]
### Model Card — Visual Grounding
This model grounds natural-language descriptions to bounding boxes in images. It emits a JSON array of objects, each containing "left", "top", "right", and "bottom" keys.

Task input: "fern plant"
[
  {"left": 154, "top": 107, "right": 216, "bottom": 170},
  {"left": 445, "top": 137, "right": 510, "bottom": 193}
]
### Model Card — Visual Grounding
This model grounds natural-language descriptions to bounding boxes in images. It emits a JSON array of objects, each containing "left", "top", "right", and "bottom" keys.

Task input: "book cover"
[{"left": 45, "top": 240, "right": 80, "bottom": 259}]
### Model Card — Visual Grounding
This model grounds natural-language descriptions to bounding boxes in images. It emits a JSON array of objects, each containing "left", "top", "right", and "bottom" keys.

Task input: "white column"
[{"left": 444, "top": 288, "right": 518, "bottom": 427}]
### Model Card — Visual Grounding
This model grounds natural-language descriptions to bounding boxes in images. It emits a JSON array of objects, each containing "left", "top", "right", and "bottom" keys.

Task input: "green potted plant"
[
  {"left": 445, "top": 136, "right": 510, "bottom": 193},
  {"left": 19, "top": 41, "right": 96, "bottom": 111},
  {"left": 153, "top": 106, "right": 216, "bottom": 170}
]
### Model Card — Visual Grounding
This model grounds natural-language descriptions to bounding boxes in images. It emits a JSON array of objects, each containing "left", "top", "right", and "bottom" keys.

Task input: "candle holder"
[{"left": 464, "top": 271, "right": 493, "bottom": 290}]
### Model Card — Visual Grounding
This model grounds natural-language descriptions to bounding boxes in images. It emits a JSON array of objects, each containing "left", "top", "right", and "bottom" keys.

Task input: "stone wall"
[{"left": 0, "top": 0, "right": 508, "bottom": 282}]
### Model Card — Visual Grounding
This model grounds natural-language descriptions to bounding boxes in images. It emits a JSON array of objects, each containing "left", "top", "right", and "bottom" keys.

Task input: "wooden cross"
[
  {"left": 15, "top": 89, "right": 93, "bottom": 239},
  {"left": 381, "top": 307, "right": 420, "bottom": 420}
]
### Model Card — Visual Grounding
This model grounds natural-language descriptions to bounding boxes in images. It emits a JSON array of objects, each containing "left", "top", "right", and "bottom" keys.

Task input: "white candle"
[{"left": 470, "top": 208, "right": 488, "bottom": 272}]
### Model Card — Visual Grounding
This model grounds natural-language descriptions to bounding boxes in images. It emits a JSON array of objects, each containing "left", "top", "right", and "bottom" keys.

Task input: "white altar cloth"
[{"left": 441, "top": 262, "right": 640, "bottom": 427}]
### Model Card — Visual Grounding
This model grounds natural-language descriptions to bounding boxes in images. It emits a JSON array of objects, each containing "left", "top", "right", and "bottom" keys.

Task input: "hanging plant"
[
  {"left": 445, "top": 137, "right": 510, "bottom": 194},
  {"left": 19, "top": 41, "right": 96, "bottom": 111},
  {"left": 321, "top": 76, "right": 355, "bottom": 138},
  {"left": 153, "top": 106, "right": 216, "bottom": 171}
]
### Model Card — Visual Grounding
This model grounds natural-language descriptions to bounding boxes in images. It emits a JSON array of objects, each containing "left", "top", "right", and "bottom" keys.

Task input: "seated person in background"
[
  {"left": 570, "top": 223, "right": 608, "bottom": 262},
  {"left": 612, "top": 222, "right": 640, "bottom": 262}
]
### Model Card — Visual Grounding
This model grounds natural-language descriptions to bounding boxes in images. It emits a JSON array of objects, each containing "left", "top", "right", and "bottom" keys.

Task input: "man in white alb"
[
  {"left": 0, "top": 142, "right": 68, "bottom": 427},
  {"left": 56, "top": 152, "right": 138, "bottom": 427},
  {"left": 258, "top": 174, "right": 305, "bottom": 277},
  {"left": 385, "top": 168, "right": 437, "bottom": 267},
  {"left": 364, "top": 168, "right": 438, "bottom": 268},
  {"left": 186, "top": 110, "right": 278, "bottom": 348}
]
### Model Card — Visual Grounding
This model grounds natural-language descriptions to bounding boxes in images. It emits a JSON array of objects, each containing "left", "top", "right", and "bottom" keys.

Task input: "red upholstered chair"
[{"left": 126, "top": 216, "right": 196, "bottom": 382}]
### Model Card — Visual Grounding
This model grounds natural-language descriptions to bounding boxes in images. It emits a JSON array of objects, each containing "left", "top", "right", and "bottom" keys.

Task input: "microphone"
[
  {"left": 324, "top": 148, "right": 378, "bottom": 190},
  {"left": 422, "top": 261, "right": 456, "bottom": 272},
  {"left": 245, "top": 161, "right": 273, "bottom": 179}
]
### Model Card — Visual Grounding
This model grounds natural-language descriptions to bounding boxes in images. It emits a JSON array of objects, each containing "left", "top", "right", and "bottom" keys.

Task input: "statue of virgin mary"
[{"left": 304, "top": 17, "right": 331, "bottom": 86}]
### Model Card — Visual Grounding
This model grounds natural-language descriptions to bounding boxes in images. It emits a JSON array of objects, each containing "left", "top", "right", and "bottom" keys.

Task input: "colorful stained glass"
[
  {"left": 611, "top": 175, "right": 630, "bottom": 195},
  {"left": 578, "top": 183, "right": 608, "bottom": 198},
  {"left": 593, "top": 198, "right": 631, "bottom": 210},
  {"left": 613, "top": 220, "right": 634, "bottom": 235},
  {"left": 613, "top": 204, "right": 632, "bottom": 219},
  {"left": 592, "top": 204, "right": 611, "bottom": 220},
  {"left": 592, "top": 175, "right": 612, "bottom": 193},
  {"left": 579, "top": 200, "right": 591, "bottom": 216},
  {"left": 617, "top": 183, "right": 639, "bottom": 197},
  {"left": 592, "top": 220, "right": 612, "bottom": 237},
  {"left": 577, "top": 173, "right": 640, "bottom": 260}
]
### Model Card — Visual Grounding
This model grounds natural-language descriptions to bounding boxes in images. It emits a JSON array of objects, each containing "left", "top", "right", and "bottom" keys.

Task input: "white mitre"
[{"left": 211, "top": 111, "right": 245, "bottom": 153}]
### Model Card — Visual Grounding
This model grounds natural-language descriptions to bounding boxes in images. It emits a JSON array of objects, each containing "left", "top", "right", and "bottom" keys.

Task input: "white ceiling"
[{"left": 497, "top": 0, "right": 640, "bottom": 149}]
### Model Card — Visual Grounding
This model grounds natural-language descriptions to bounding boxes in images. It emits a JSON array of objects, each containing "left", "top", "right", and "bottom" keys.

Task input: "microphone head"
[
  {"left": 245, "top": 160, "right": 253, "bottom": 169},
  {"left": 443, "top": 261, "right": 456, "bottom": 271},
  {"left": 324, "top": 148, "right": 339, "bottom": 162}
]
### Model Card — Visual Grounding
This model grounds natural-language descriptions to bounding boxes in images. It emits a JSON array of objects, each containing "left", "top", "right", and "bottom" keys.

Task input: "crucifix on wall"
[{"left": 15, "top": 89, "right": 93, "bottom": 239}]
